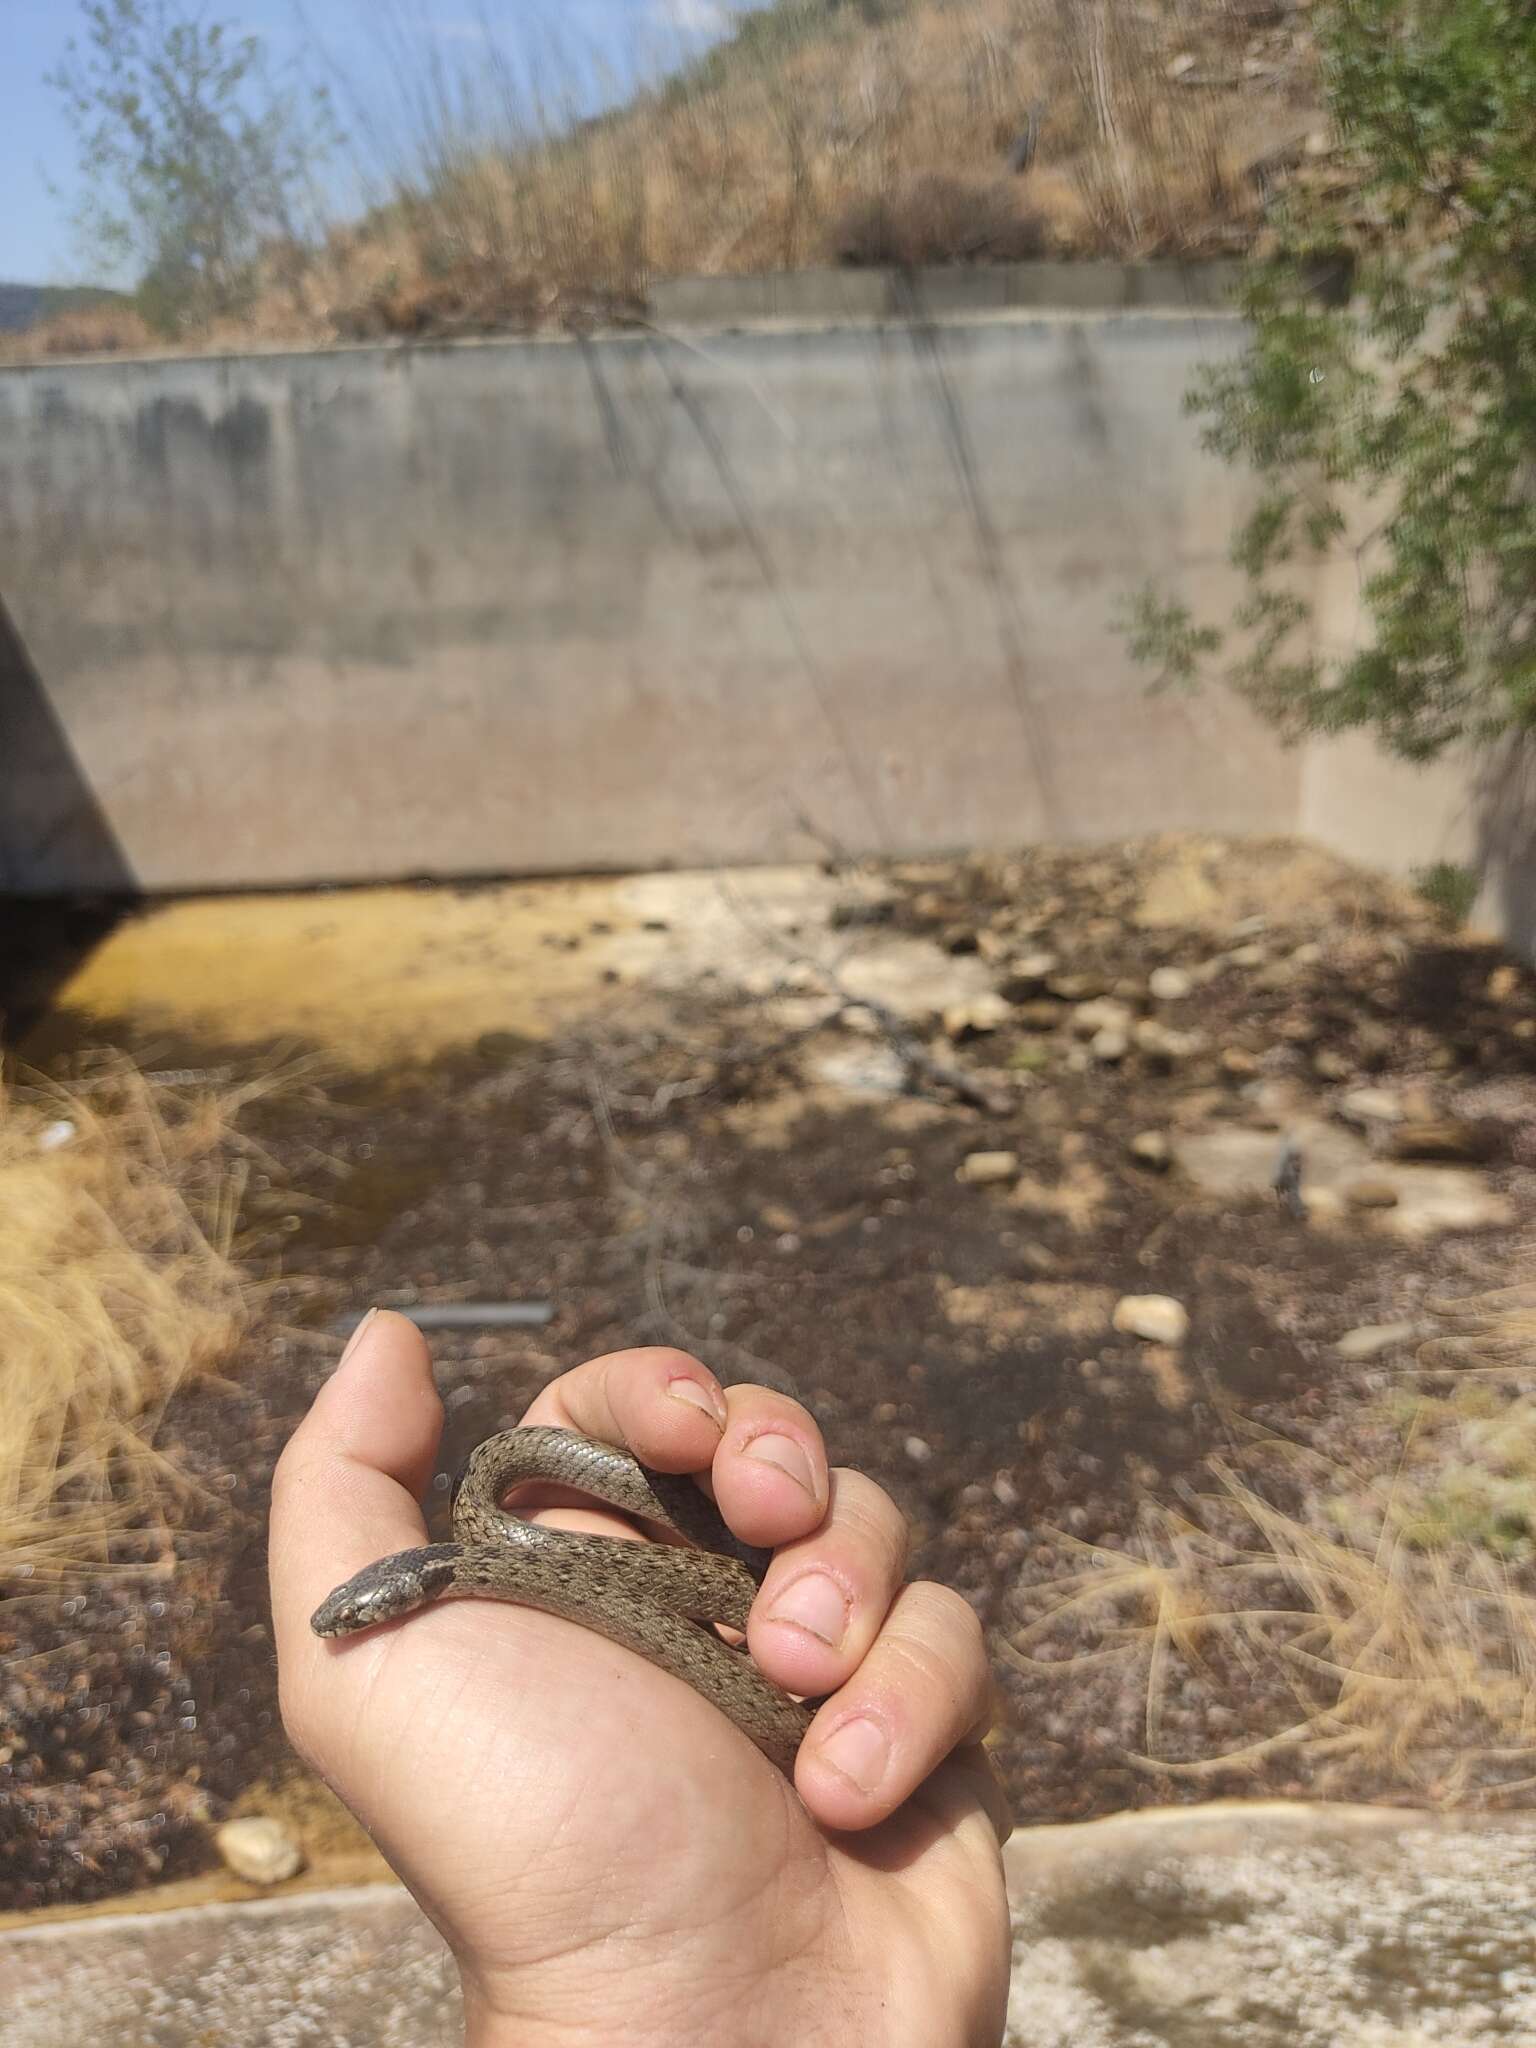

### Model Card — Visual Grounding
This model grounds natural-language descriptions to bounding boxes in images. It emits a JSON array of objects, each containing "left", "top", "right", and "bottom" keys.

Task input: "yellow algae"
[{"left": 43, "top": 867, "right": 842, "bottom": 1066}]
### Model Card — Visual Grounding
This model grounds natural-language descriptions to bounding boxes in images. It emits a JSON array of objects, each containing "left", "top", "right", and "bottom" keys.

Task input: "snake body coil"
[{"left": 310, "top": 1426, "right": 812, "bottom": 1773}]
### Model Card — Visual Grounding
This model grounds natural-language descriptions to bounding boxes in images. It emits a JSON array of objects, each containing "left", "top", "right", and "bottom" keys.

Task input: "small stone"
[
  {"left": 1229, "top": 943, "right": 1268, "bottom": 968},
  {"left": 1167, "top": 50, "right": 1197, "bottom": 77},
  {"left": 1344, "top": 1177, "right": 1400, "bottom": 1210},
  {"left": 1148, "top": 966, "right": 1194, "bottom": 1002},
  {"left": 1050, "top": 973, "right": 1109, "bottom": 1003},
  {"left": 1386, "top": 1119, "right": 1497, "bottom": 1164},
  {"left": 1488, "top": 964, "right": 1520, "bottom": 1002},
  {"left": 943, "top": 993, "right": 1011, "bottom": 1040},
  {"left": 1339, "top": 1086, "right": 1403, "bottom": 1126},
  {"left": 216, "top": 1817, "right": 305, "bottom": 1886},
  {"left": 1291, "top": 941, "right": 1324, "bottom": 967},
  {"left": 993, "top": 1472, "right": 1020, "bottom": 1507},
  {"left": 1015, "top": 998, "right": 1066, "bottom": 1032},
  {"left": 1221, "top": 1047, "right": 1260, "bottom": 1078},
  {"left": 1112, "top": 1294, "right": 1190, "bottom": 1346},
  {"left": 1129, "top": 1130, "right": 1172, "bottom": 1171},
  {"left": 37, "top": 1120, "right": 77, "bottom": 1153},
  {"left": 904, "top": 1435, "right": 932, "bottom": 1464},
  {"left": 1313, "top": 1048, "right": 1352, "bottom": 1081},
  {"left": 1000, "top": 951, "right": 1059, "bottom": 1000},
  {"left": 956, "top": 1150, "right": 1020, "bottom": 1186},
  {"left": 1091, "top": 1026, "right": 1130, "bottom": 1063},
  {"left": 1335, "top": 1320, "right": 1421, "bottom": 1361},
  {"left": 1072, "top": 998, "right": 1134, "bottom": 1039},
  {"left": 1136, "top": 1020, "right": 1208, "bottom": 1063}
]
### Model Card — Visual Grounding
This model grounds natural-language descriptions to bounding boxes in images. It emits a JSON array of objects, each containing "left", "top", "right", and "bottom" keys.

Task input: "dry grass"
[
  {"left": 0, "top": 305, "right": 159, "bottom": 364},
  {"left": 0, "top": 1057, "right": 283, "bottom": 1583},
  {"left": 6, "top": 0, "right": 1322, "bottom": 358},
  {"left": 1002, "top": 1289, "right": 1536, "bottom": 1806}
]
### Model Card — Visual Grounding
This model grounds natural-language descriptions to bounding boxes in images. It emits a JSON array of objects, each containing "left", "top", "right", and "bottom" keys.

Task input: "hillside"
[
  {"left": 0, "top": 281, "right": 129, "bottom": 335},
  {"left": 6, "top": 0, "right": 1326, "bottom": 357}
]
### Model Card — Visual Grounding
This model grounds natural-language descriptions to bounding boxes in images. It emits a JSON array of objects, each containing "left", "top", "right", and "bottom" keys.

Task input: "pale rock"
[
  {"left": 956, "top": 1150, "right": 1020, "bottom": 1187},
  {"left": 216, "top": 1817, "right": 305, "bottom": 1886},
  {"left": 1129, "top": 1130, "right": 1172, "bottom": 1171},
  {"left": 1221, "top": 1047, "right": 1260, "bottom": 1078},
  {"left": 1112, "top": 1294, "right": 1190, "bottom": 1346},
  {"left": 1344, "top": 1177, "right": 1400, "bottom": 1210},
  {"left": 1230, "top": 943, "right": 1268, "bottom": 968},
  {"left": 1001, "top": 951, "right": 1059, "bottom": 1000},
  {"left": 904, "top": 1435, "right": 932, "bottom": 1464},
  {"left": 1313, "top": 1048, "right": 1352, "bottom": 1081},
  {"left": 1338, "top": 1087, "right": 1403, "bottom": 1126},
  {"left": 1092, "top": 1026, "right": 1130, "bottom": 1064},
  {"left": 1072, "top": 997, "right": 1133, "bottom": 1039},
  {"left": 1488, "top": 964, "right": 1521, "bottom": 1002},
  {"left": 1149, "top": 966, "right": 1194, "bottom": 1002},
  {"left": 943, "top": 993, "right": 1010, "bottom": 1040},
  {"left": 1136, "top": 1019, "right": 1208, "bottom": 1063},
  {"left": 1335, "top": 1320, "right": 1422, "bottom": 1361}
]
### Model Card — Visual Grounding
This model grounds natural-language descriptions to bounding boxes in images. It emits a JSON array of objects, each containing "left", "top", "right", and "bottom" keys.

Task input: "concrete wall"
[{"left": 0, "top": 272, "right": 1308, "bottom": 893}]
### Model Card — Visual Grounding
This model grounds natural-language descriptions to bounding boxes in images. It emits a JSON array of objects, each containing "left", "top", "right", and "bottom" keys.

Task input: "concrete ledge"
[{"left": 649, "top": 259, "right": 1252, "bottom": 328}]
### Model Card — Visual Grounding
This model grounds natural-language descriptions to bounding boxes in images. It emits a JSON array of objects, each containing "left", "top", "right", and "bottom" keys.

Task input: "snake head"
[{"left": 310, "top": 1544, "right": 461, "bottom": 1637}]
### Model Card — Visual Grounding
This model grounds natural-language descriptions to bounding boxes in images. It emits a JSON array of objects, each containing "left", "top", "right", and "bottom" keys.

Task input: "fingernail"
[
  {"left": 667, "top": 1376, "right": 727, "bottom": 1428},
  {"left": 743, "top": 1432, "right": 816, "bottom": 1497},
  {"left": 818, "top": 1716, "right": 889, "bottom": 1794},
  {"left": 768, "top": 1572, "right": 849, "bottom": 1648},
  {"left": 338, "top": 1306, "right": 379, "bottom": 1369}
]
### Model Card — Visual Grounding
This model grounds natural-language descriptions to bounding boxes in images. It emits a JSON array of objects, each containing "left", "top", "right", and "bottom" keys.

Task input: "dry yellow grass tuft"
[
  {"left": 1002, "top": 1297, "right": 1536, "bottom": 1804},
  {"left": 0, "top": 1057, "right": 273, "bottom": 1582},
  {"left": 3, "top": 0, "right": 1322, "bottom": 359}
]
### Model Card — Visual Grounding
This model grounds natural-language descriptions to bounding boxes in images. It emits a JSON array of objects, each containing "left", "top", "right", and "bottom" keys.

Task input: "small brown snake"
[{"left": 310, "top": 1425, "right": 813, "bottom": 1773}]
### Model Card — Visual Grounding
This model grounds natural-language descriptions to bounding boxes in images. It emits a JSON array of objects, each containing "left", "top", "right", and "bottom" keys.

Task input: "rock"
[
  {"left": 1386, "top": 1119, "right": 1498, "bottom": 1164},
  {"left": 1091, "top": 1026, "right": 1130, "bottom": 1064},
  {"left": 1338, "top": 1086, "right": 1403, "bottom": 1127},
  {"left": 1353, "top": 1020, "right": 1394, "bottom": 1068},
  {"left": 216, "top": 1817, "right": 305, "bottom": 1886},
  {"left": 810, "top": 1045, "right": 908, "bottom": 1096},
  {"left": 1344, "top": 1177, "right": 1400, "bottom": 1210},
  {"left": 1112, "top": 1294, "right": 1190, "bottom": 1346},
  {"left": 37, "top": 1120, "right": 77, "bottom": 1152},
  {"left": 1129, "top": 1130, "right": 1172, "bottom": 1171},
  {"left": 1072, "top": 997, "right": 1134, "bottom": 1039},
  {"left": 904, "top": 1435, "right": 932, "bottom": 1464},
  {"left": 1149, "top": 966, "right": 1194, "bottom": 1002},
  {"left": 1335, "top": 1320, "right": 1422, "bottom": 1361},
  {"left": 1229, "top": 942, "right": 1268, "bottom": 968},
  {"left": 956, "top": 1150, "right": 1020, "bottom": 1186},
  {"left": 1015, "top": 998, "right": 1066, "bottom": 1032},
  {"left": 1135, "top": 1020, "right": 1208, "bottom": 1063},
  {"left": 1313, "top": 1048, "right": 1352, "bottom": 1081},
  {"left": 1051, "top": 973, "right": 1110, "bottom": 1003},
  {"left": 1000, "top": 951, "right": 1059, "bottom": 1000},
  {"left": 1291, "top": 941, "right": 1324, "bottom": 967},
  {"left": 1488, "top": 963, "right": 1521, "bottom": 1002},
  {"left": 943, "top": 993, "right": 1011, "bottom": 1040},
  {"left": 1167, "top": 50, "right": 1197, "bottom": 77},
  {"left": 1220, "top": 1047, "right": 1260, "bottom": 1079}
]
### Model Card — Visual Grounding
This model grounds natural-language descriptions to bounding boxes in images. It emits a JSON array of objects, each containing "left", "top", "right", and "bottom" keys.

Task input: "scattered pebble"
[
  {"left": 216, "top": 1817, "right": 305, "bottom": 1886},
  {"left": 1148, "top": 966, "right": 1194, "bottom": 1002},
  {"left": 956, "top": 1150, "right": 1020, "bottom": 1187},
  {"left": 1129, "top": 1131, "right": 1172, "bottom": 1171},
  {"left": 1339, "top": 1087, "right": 1403, "bottom": 1126},
  {"left": 1112, "top": 1294, "right": 1190, "bottom": 1347},
  {"left": 1343, "top": 1177, "right": 1400, "bottom": 1211},
  {"left": 1335, "top": 1320, "right": 1422, "bottom": 1361},
  {"left": 904, "top": 1436, "right": 932, "bottom": 1464}
]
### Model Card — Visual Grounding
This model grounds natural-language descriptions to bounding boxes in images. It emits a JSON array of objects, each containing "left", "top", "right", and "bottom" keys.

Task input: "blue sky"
[{"left": 0, "top": 0, "right": 748, "bottom": 284}]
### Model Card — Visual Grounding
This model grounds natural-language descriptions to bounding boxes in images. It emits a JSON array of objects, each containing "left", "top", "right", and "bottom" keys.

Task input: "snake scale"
[{"left": 310, "top": 1425, "right": 813, "bottom": 1773}]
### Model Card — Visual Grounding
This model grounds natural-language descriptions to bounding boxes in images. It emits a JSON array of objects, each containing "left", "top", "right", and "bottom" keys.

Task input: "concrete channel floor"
[{"left": 3, "top": 1805, "right": 1534, "bottom": 2046}]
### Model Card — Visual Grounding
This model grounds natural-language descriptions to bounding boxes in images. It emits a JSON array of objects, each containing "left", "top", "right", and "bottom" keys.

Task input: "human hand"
[{"left": 270, "top": 1314, "right": 1011, "bottom": 2048}]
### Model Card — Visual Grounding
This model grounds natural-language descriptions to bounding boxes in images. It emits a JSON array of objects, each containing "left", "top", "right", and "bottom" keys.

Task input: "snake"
[{"left": 309, "top": 1425, "right": 814, "bottom": 1774}]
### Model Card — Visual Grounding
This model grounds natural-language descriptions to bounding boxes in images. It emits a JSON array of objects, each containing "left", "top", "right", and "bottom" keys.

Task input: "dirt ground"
[{"left": 5, "top": 836, "right": 1536, "bottom": 1915}]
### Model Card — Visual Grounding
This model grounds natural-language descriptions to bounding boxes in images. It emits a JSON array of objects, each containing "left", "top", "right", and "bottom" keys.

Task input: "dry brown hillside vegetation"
[{"left": 8, "top": 0, "right": 1325, "bottom": 359}]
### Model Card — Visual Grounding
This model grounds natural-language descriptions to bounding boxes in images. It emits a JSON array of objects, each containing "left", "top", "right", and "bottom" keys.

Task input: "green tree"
[
  {"left": 48, "top": 0, "right": 337, "bottom": 331},
  {"left": 1125, "top": 0, "right": 1536, "bottom": 762}
]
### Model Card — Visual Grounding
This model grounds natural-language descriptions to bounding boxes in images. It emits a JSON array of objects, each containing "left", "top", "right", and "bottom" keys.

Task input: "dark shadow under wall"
[{"left": 0, "top": 594, "right": 135, "bottom": 1043}]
